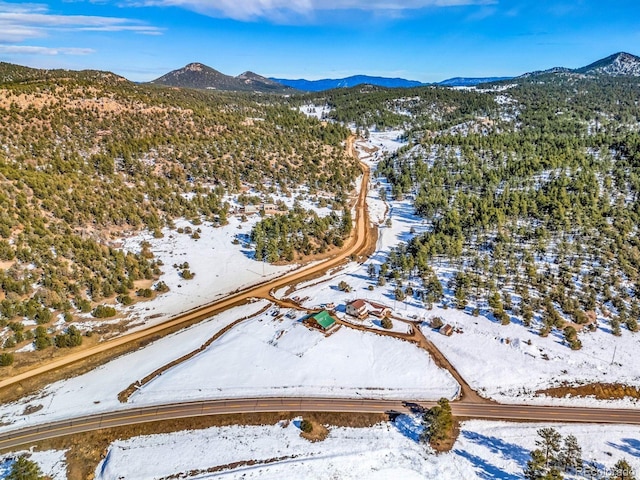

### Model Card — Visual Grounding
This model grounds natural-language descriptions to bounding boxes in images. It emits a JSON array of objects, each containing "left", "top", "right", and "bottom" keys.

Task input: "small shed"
[{"left": 439, "top": 324, "right": 454, "bottom": 336}]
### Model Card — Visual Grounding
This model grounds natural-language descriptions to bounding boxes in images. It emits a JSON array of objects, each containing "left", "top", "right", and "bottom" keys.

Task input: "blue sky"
[{"left": 0, "top": 0, "right": 638, "bottom": 82}]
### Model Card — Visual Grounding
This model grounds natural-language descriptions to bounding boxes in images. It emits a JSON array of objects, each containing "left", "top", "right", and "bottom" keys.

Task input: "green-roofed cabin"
[{"left": 308, "top": 310, "right": 337, "bottom": 331}]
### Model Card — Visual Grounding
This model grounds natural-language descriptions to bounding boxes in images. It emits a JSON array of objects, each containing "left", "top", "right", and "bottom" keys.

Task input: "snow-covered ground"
[
  {"left": 273, "top": 129, "right": 640, "bottom": 407},
  {"left": 0, "top": 450, "right": 66, "bottom": 480},
  {"left": 0, "top": 297, "right": 457, "bottom": 433},
  {"left": 130, "top": 310, "right": 459, "bottom": 402},
  {"left": 420, "top": 304, "right": 640, "bottom": 408},
  {"left": 93, "top": 419, "right": 640, "bottom": 480},
  {"left": 299, "top": 104, "right": 331, "bottom": 120},
  {"left": 121, "top": 216, "right": 294, "bottom": 328},
  {"left": 0, "top": 301, "right": 270, "bottom": 431}
]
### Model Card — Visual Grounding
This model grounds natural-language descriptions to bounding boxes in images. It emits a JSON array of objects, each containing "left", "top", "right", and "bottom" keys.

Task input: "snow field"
[
  {"left": 121, "top": 217, "right": 294, "bottom": 328},
  {"left": 130, "top": 310, "right": 459, "bottom": 403},
  {"left": 0, "top": 301, "right": 270, "bottom": 431},
  {"left": 93, "top": 419, "right": 640, "bottom": 480},
  {"left": 419, "top": 302, "right": 640, "bottom": 407}
]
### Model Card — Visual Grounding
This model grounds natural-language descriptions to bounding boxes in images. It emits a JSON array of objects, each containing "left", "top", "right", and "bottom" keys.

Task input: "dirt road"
[{"left": 0, "top": 136, "right": 371, "bottom": 393}]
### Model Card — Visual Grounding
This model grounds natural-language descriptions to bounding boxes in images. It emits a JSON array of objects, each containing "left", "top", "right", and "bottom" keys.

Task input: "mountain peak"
[
  {"left": 184, "top": 62, "right": 208, "bottom": 72},
  {"left": 575, "top": 51, "right": 640, "bottom": 76},
  {"left": 149, "top": 63, "right": 294, "bottom": 93}
]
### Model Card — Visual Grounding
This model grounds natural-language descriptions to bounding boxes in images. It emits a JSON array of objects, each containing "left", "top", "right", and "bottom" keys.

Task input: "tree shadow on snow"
[
  {"left": 239, "top": 248, "right": 257, "bottom": 261},
  {"left": 345, "top": 272, "right": 373, "bottom": 283},
  {"left": 454, "top": 449, "right": 520, "bottom": 480},
  {"left": 393, "top": 414, "right": 424, "bottom": 443},
  {"left": 608, "top": 438, "right": 640, "bottom": 458},
  {"left": 462, "top": 431, "right": 531, "bottom": 465}
]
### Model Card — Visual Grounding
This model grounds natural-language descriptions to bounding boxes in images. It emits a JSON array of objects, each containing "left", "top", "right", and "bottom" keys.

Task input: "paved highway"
[
  {"left": 2, "top": 137, "right": 639, "bottom": 452},
  {"left": 2, "top": 397, "right": 640, "bottom": 450}
]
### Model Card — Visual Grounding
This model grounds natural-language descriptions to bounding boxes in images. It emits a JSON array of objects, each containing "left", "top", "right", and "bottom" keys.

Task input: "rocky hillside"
[
  {"left": 576, "top": 52, "right": 640, "bottom": 76},
  {"left": 519, "top": 52, "right": 640, "bottom": 80}
]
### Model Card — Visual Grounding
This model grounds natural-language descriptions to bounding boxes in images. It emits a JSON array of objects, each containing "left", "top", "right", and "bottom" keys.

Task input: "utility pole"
[{"left": 611, "top": 345, "right": 617, "bottom": 366}]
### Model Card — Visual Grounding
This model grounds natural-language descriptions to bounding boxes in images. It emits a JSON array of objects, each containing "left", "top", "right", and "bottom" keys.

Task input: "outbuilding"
[
  {"left": 439, "top": 324, "right": 454, "bottom": 336},
  {"left": 306, "top": 310, "right": 337, "bottom": 332}
]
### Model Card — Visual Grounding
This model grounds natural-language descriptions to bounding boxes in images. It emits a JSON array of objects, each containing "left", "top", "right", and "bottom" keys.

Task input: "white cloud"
[
  {"left": 0, "top": 1, "right": 162, "bottom": 43},
  {"left": 0, "top": 44, "right": 94, "bottom": 55},
  {"left": 131, "top": 0, "right": 496, "bottom": 21}
]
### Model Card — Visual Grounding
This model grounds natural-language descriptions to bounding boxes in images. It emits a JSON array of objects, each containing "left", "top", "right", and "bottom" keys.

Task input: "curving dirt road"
[
  {"left": 0, "top": 136, "right": 370, "bottom": 393},
  {"left": 2, "top": 136, "right": 640, "bottom": 452}
]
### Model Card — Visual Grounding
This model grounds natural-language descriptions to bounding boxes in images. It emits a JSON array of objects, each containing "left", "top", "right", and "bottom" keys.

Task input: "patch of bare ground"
[
  {"left": 0, "top": 260, "right": 15, "bottom": 270},
  {"left": 2, "top": 333, "right": 104, "bottom": 381},
  {"left": 357, "top": 143, "right": 378, "bottom": 155},
  {"left": 133, "top": 278, "right": 155, "bottom": 291},
  {"left": 300, "top": 419, "right": 330, "bottom": 442},
  {"left": 17, "top": 412, "right": 387, "bottom": 480},
  {"left": 159, "top": 455, "right": 297, "bottom": 480},
  {"left": 537, "top": 383, "right": 640, "bottom": 401},
  {"left": 429, "top": 419, "right": 461, "bottom": 453}
]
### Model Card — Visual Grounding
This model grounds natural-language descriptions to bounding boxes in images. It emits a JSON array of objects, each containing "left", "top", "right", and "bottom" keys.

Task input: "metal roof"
[{"left": 312, "top": 310, "right": 336, "bottom": 329}]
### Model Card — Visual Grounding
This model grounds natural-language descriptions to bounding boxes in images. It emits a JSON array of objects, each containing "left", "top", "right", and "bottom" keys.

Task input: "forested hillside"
[
  {"left": 0, "top": 64, "right": 358, "bottom": 358},
  {"left": 298, "top": 84, "right": 496, "bottom": 130},
  {"left": 315, "top": 76, "right": 640, "bottom": 346}
]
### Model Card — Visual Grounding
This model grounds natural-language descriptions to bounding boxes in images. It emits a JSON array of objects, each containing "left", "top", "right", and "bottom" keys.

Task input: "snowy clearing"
[
  {"left": 420, "top": 304, "right": 640, "bottom": 408},
  {"left": 121, "top": 217, "right": 294, "bottom": 329},
  {"left": 130, "top": 309, "right": 459, "bottom": 403},
  {"left": 94, "top": 419, "right": 640, "bottom": 480}
]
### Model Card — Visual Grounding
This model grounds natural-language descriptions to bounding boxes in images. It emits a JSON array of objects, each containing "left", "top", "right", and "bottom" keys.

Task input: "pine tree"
[
  {"left": 536, "top": 428, "right": 562, "bottom": 470},
  {"left": 559, "top": 434, "right": 582, "bottom": 473},
  {"left": 610, "top": 459, "right": 636, "bottom": 480},
  {"left": 7, "top": 455, "right": 44, "bottom": 480},
  {"left": 421, "top": 398, "right": 453, "bottom": 445},
  {"left": 524, "top": 449, "right": 546, "bottom": 480},
  {"left": 524, "top": 449, "right": 565, "bottom": 480},
  {"left": 367, "top": 263, "right": 377, "bottom": 279}
]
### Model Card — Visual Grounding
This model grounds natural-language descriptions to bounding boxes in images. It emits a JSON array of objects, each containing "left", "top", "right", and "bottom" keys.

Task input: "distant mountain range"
[
  {"left": 1, "top": 52, "right": 638, "bottom": 95},
  {"left": 270, "top": 75, "right": 516, "bottom": 91},
  {"left": 147, "top": 52, "right": 640, "bottom": 93},
  {"left": 149, "top": 63, "right": 295, "bottom": 94},
  {"left": 269, "top": 75, "right": 426, "bottom": 91},
  {"left": 436, "top": 77, "right": 513, "bottom": 87},
  {"left": 148, "top": 64, "right": 513, "bottom": 92}
]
